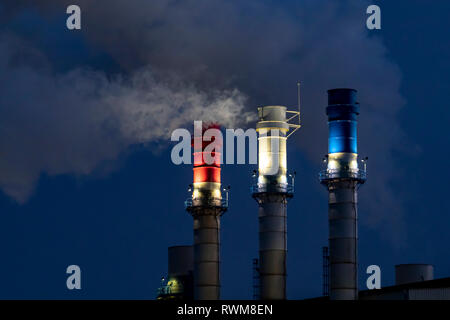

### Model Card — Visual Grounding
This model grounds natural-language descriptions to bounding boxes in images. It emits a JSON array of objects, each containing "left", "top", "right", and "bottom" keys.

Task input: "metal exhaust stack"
[
  {"left": 319, "top": 89, "right": 367, "bottom": 300},
  {"left": 252, "top": 104, "right": 300, "bottom": 300},
  {"left": 185, "top": 123, "right": 228, "bottom": 300}
]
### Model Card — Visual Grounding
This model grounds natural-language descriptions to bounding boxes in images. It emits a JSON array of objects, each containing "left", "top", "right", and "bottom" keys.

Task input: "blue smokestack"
[
  {"left": 326, "top": 89, "right": 359, "bottom": 154},
  {"left": 321, "top": 88, "right": 365, "bottom": 300}
]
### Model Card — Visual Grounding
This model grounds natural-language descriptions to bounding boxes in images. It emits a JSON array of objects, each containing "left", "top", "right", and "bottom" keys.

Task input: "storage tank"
[
  {"left": 157, "top": 245, "right": 194, "bottom": 300},
  {"left": 395, "top": 264, "right": 434, "bottom": 285}
]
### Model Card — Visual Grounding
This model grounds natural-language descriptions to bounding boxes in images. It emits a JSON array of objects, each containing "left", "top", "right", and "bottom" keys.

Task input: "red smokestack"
[
  {"left": 186, "top": 122, "right": 226, "bottom": 300},
  {"left": 192, "top": 123, "right": 221, "bottom": 184}
]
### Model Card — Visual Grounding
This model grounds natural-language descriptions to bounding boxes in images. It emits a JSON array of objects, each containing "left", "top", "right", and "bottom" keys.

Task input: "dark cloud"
[{"left": 0, "top": 0, "right": 411, "bottom": 244}]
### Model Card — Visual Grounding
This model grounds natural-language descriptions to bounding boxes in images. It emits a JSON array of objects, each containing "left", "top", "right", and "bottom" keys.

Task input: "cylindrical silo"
[
  {"left": 157, "top": 245, "right": 194, "bottom": 300},
  {"left": 186, "top": 123, "right": 227, "bottom": 300},
  {"left": 252, "top": 106, "right": 299, "bottom": 300},
  {"left": 319, "top": 89, "right": 366, "bottom": 300},
  {"left": 395, "top": 264, "right": 434, "bottom": 285}
]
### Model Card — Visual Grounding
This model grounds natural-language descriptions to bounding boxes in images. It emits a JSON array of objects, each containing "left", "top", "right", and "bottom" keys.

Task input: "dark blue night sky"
[{"left": 0, "top": 0, "right": 449, "bottom": 299}]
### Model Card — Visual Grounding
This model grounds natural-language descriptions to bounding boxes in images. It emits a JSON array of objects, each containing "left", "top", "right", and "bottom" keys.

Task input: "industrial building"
[
  {"left": 157, "top": 88, "right": 450, "bottom": 301},
  {"left": 360, "top": 264, "right": 450, "bottom": 300},
  {"left": 309, "top": 265, "right": 450, "bottom": 301}
]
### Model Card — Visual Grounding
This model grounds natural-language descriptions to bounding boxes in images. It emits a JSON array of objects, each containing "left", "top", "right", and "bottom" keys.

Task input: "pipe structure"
[
  {"left": 186, "top": 123, "right": 227, "bottom": 300},
  {"left": 319, "top": 89, "right": 367, "bottom": 300},
  {"left": 252, "top": 106, "right": 299, "bottom": 300}
]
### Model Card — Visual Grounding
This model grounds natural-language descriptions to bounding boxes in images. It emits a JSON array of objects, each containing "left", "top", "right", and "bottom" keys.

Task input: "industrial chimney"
[
  {"left": 185, "top": 123, "right": 228, "bottom": 300},
  {"left": 252, "top": 105, "right": 300, "bottom": 300},
  {"left": 319, "top": 89, "right": 367, "bottom": 300}
]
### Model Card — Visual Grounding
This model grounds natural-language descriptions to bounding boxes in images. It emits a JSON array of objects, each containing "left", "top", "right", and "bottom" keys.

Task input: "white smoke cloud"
[{"left": 0, "top": 33, "right": 252, "bottom": 203}]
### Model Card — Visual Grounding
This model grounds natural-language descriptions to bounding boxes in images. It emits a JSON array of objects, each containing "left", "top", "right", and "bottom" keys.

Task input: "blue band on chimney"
[{"left": 326, "top": 89, "right": 359, "bottom": 154}]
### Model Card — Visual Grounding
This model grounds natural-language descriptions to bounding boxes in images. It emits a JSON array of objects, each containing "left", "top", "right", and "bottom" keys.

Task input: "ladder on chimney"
[
  {"left": 323, "top": 246, "right": 330, "bottom": 297},
  {"left": 252, "top": 258, "right": 260, "bottom": 300}
]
